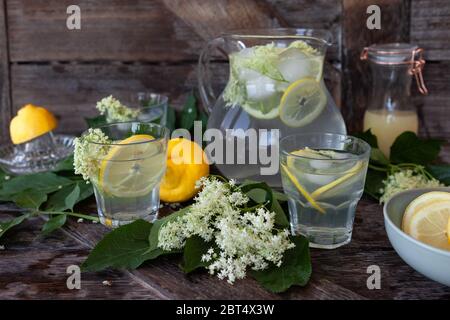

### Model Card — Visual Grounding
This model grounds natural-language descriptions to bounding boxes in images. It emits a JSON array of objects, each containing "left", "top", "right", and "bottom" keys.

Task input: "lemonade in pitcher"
[{"left": 198, "top": 29, "right": 346, "bottom": 187}]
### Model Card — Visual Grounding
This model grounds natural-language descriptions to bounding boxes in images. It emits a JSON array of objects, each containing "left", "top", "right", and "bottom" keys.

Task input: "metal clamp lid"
[{"left": 360, "top": 43, "right": 428, "bottom": 95}]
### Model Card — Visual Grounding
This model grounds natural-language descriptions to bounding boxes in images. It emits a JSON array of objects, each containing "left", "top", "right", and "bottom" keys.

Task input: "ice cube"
[
  {"left": 246, "top": 76, "right": 277, "bottom": 101},
  {"left": 238, "top": 67, "right": 262, "bottom": 82},
  {"left": 277, "top": 48, "right": 315, "bottom": 82},
  {"left": 303, "top": 172, "right": 335, "bottom": 186}
]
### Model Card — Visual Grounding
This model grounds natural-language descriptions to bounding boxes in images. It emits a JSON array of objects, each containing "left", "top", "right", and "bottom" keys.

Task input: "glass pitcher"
[
  {"left": 198, "top": 28, "right": 346, "bottom": 187},
  {"left": 361, "top": 43, "right": 428, "bottom": 157}
]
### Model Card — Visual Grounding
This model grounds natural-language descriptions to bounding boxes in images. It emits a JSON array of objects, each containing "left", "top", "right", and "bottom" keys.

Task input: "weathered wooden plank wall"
[{"left": 0, "top": 0, "right": 449, "bottom": 155}]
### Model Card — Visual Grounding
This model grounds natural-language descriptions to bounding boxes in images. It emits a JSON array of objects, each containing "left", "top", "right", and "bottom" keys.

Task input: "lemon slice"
[
  {"left": 279, "top": 78, "right": 327, "bottom": 127},
  {"left": 98, "top": 134, "right": 165, "bottom": 198},
  {"left": 281, "top": 163, "right": 325, "bottom": 214},
  {"left": 402, "top": 191, "right": 450, "bottom": 234},
  {"left": 406, "top": 201, "right": 450, "bottom": 251},
  {"left": 241, "top": 102, "right": 280, "bottom": 120},
  {"left": 447, "top": 217, "right": 450, "bottom": 245},
  {"left": 311, "top": 161, "right": 363, "bottom": 199}
]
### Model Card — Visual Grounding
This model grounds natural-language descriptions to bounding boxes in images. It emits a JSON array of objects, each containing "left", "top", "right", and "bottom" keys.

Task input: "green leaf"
[
  {"left": 53, "top": 155, "right": 74, "bottom": 172},
  {"left": 0, "top": 213, "right": 31, "bottom": 240},
  {"left": 65, "top": 184, "right": 80, "bottom": 212},
  {"left": 181, "top": 236, "right": 211, "bottom": 273},
  {"left": 45, "top": 182, "right": 92, "bottom": 212},
  {"left": 240, "top": 180, "right": 289, "bottom": 228},
  {"left": 390, "top": 131, "right": 443, "bottom": 165},
  {"left": 370, "top": 148, "right": 390, "bottom": 166},
  {"left": 427, "top": 164, "right": 450, "bottom": 185},
  {"left": 12, "top": 190, "right": 48, "bottom": 209},
  {"left": 85, "top": 115, "right": 107, "bottom": 128},
  {"left": 166, "top": 105, "right": 176, "bottom": 132},
  {"left": 272, "top": 198, "right": 289, "bottom": 228},
  {"left": 198, "top": 110, "right": 208, "bottom": 133},
  {"left": 273, "top": 190, "right": 288, "bottom": 202},
  {"left": 148, "top": 206, "right": 191, "bottom": 251},
  {"left": 41, "top": 214, "right": 67, "bottom": 235},
  {"left": 364, "top": 169, "right": 386, "bottom": 200},
  {"left": 251, "top": 236, "right": 311, "bottom": 293},
  {"left": 0, "top": 173, "right": 73, "bottom": 198},
  {"left": 354, "top": 129, "right": 378, "bottom": 148},
  {"left": 179, "top": 93, "right": 197, "bottom": 131},
  {"left": 77, "top": 181, "right": 94, "bottom": 202},
  {"left": 82, "top": 220, "right": 164, "bottom": 272}
]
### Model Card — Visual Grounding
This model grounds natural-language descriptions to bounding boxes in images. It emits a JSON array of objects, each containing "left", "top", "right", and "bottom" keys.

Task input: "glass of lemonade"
[
  {"left": 280, "top": 133, "right": 371, "bottom": 249},
  {"left": 85, "top": 122, "right": 169, "bottom": 227}
]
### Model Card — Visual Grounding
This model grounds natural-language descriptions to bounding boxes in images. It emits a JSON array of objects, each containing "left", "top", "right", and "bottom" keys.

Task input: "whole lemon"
[
  {"left": 10, "top": 104, "right": 57, "bottom": 144},
  {"left": 160, "top": 138, "right": 209, "bottom": 203}
]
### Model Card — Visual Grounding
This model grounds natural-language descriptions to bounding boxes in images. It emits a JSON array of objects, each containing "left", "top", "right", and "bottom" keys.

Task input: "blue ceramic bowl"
[{"left": 383, "top": 187, "right": 450, "bottom": 287}]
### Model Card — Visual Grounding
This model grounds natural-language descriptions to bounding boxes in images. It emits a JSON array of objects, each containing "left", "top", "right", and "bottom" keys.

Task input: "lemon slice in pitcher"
[
  {"left": 99, "top": 134, "right": 164, "bottom": 197},
  {"left": 279, "top": 78, "right": 327, "bottom": 127}
]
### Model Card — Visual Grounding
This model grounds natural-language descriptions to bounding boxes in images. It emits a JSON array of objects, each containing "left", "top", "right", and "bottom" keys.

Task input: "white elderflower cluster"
[
  {"left": 380, "top": 168, "right": 443, "bottom": 203},
  {"left": 96, "top": 95, "right": 140, "bottom": 122},
  {"left": 158, "top": 177, "right": 295, "bottom": 284},
  {"left": 73, "top": 128, "right": 111, "bottom": 181}
]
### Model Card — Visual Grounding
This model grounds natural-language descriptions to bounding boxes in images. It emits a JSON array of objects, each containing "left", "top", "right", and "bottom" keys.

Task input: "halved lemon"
[
  {"left": 402, "top": 191, "right": 450, "bottom": 234},
  {"left": 98, "top": 134, "right": 165, "bottom": 198},
  {"left": 279, "top": 78, "right": 327, "bottom": 127},
  {"left": 406, "top": 200, "right": 450, "bottom": 251}
]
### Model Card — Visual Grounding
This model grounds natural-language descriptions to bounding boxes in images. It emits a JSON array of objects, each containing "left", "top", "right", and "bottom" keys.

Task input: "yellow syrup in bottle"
[{"left": 363, "top": 109, "right": 418, "bottom": 157}]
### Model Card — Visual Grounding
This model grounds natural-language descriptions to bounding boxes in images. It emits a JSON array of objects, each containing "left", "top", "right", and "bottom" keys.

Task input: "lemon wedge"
[
  {"left": 281, "top": 163, "right": 325, "bottom": 214},
  {"left": 402, "top": 191, "right": 450, "bottom": 234},
  {"left": 279, "top": 78, "right": 327, "bottom": 127},
  {"left": 98, "top": 134, "right": 166, "bottom": 198},
  {"left": 406, "top": 200, "right": 450, "bottom": 251}
]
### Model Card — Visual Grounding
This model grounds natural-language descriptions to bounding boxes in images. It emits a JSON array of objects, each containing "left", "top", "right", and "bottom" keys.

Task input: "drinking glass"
[
  {"left": 83, "top": 122, "right": 169, "bottom": 227},
  {"left": 136, "top": 92, "right": 168, "bottom": 126},
  {"left": 104, "top": 93, "right": 168, "bottom": 126},
  {"left": 280, "top": 133, "right": 371, "bottom": 249}
]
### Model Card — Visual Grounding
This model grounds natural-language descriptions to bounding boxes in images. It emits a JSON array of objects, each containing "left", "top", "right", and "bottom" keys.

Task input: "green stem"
[
  {"left": 368, "top": 164, "right": 388, "bottom": 172},
  {"left": 39, "top": 210, "right": 100, "bottom": 222}
]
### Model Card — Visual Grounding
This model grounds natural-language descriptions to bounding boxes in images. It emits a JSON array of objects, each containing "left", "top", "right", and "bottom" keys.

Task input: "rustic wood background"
[{"left": 0, "top": 0, "right": 448, "bottom": 159}]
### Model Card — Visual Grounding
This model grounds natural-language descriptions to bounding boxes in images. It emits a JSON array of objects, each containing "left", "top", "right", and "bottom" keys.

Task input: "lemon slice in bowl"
[
  {"left": 406, "top": 200, "right": 450, "bottom": 251},
  {"left": 279, "top": 78, "right": 327, "bottom": 127},
  {"left": 402, "top": 191, "right": 450, "bottom": 234},
  {"left": 98, "top": 134, "right": 165, "bottom": 198}
]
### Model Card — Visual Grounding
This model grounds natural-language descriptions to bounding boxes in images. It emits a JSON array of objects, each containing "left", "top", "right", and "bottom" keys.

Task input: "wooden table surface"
[{"left": 0, "top": 196, "right": 449, "bottom": 300}]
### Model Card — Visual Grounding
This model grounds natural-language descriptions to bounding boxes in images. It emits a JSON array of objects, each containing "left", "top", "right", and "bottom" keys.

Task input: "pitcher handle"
[{"left": 197, "top": 37, "right": 225, "bottom": 114}]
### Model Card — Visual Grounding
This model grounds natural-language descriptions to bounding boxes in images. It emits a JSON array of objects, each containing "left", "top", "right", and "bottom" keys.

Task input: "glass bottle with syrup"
[{"left": 360, "top": 43, "right": 428, "bottom": 157}]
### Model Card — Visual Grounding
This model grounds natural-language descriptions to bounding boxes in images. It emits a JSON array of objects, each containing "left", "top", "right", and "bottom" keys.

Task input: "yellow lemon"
[
  {"left": 160, "top": 138, "right": 209, "bottom": 203},
  {"left": 405, "top": 200, "right": 450, "bottom": 251},
  {"left": 10, "top": 104, "right": 58, "bottom": 144},
  {"left": 98, "top": 134, "right": 166, "bottom": 198},
  {"left": 279, "top": 78, "right": 327, "bottom": 127},
  {"left": 402, "top": 191, "right": 450, "bottom": 234}
]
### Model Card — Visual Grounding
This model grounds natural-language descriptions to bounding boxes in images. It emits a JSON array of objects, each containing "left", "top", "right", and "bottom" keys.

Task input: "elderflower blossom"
[
  {"left": 73, "top": 128, "right": 111, "bottom": 181},
  {"left": 158, "top": 177, "right": 295, "bottom": 284},
  {"left": 380, "top": 168, "right": 443, "bottom": 203},
  {"left": 96, "top": 95, "right": 140, "bottom": 122}
]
